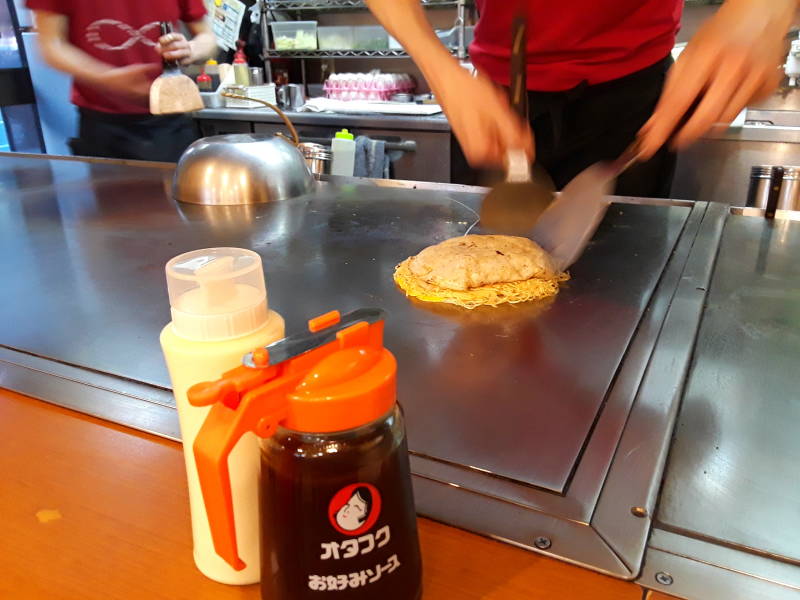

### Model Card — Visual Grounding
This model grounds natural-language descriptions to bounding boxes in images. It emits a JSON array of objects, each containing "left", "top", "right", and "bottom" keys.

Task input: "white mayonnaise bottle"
[{"left": 160, "top": 248, "right": 284, "bottom": 584}]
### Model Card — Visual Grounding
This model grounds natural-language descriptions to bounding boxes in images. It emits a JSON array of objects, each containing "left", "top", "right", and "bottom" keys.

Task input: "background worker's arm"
[
  {"left": 639, "top": 0, "right": 798, "bottom": 158},
  {"left": 34, "top": 12, "right": 217, "bottom": 102},
  {"left": 365, "top": 0, "right": 532, "bottom": 168},
  {"left": 158, "top": 19, "right": 217, "bottom": 64},
  {"left": 33, "top": 10, "right": 159, "bottom": 100}
]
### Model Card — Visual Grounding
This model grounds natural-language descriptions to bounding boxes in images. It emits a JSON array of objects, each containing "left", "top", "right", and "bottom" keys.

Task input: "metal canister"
[
  {"left": 249, "top": 67, "right": 265, "bottom": 86},
  {"left": 747, "top": 166, "right": 777, "bottom": 209},
  {"left": 298, "top": 142, "right": 332, "bottom": 176},
  {"left": 747, "top": 165, "right": 800, "bottom": 211},
  {"left": 779, "top": 167, "right": 800, "bottom": 211}
]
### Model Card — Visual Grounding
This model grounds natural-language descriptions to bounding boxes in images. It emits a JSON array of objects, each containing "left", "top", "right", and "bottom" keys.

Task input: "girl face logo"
[
  {"left": 336, "top": 489, "right": 370, "bottom": 531},
  {"left": 328, "top": 483, "right": 381, "bottom": 536}
]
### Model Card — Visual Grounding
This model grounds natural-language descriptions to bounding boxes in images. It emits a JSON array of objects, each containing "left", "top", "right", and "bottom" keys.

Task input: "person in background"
[
  {"left": 366, "top": 0, "right": 796, "bottom": 197},
  {"left": 27, "top": 0, "right": 217, "bottom": 162}
]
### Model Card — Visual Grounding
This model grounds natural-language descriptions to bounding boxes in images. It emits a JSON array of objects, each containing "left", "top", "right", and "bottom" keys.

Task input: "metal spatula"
[
  {"left": 480, "top": 14, "right": 555, "bottom": 234},
  {"left": 533, "top": 104, "right": 715, "bottom": 272},
  {"left": 530, "top": 144, "right": 640, "bottom": 272},
  {"left": 149, "top": 22, "right": 204, "bottom": 115}
]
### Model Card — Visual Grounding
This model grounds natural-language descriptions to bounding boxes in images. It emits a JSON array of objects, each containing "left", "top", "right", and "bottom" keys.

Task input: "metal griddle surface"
[
  {"left": 657, "top": 214, "right": 800, "bottom": 563},
  {"left": 0, "top": 156, "right": 689, "bottom": 493}
]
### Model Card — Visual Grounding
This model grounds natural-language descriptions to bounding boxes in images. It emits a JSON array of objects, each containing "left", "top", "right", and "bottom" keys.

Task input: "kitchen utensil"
[
  {"left": 298, "top": 142, "right": 331, "bottom": 176},
  {"left": 278, "top": 84, "right": 300, "bottom": 109},
  {"left": 287, "top": 83, "right": 306, "bottom": 109},
  {"left": 748, "top": 165, "right": 778, "bottom": 209},
  {"left": 173, "top": 129, "right": 312, "bottom": 205},
  {"left": 764, "top": 165, "right": 784, "bottom": 219},
  {"left": 149, "top": 22, "right": 204, "bottom": 115},
  {"left": 276, "top": 84, "right": 289, "bottom": 108},
  {"left": 748, "top": 165, "right": 800, "bottom": 212},
  {"left": 200, "top": 92, "right": 224, "bottom": 108},
  {"left": 189, "top": 308, "right": 423, "bottom": 599},
  {"left": 480, "top": 14, "right": 555, "bottom": 234},
  {"left": 537, "top": 103, "right": 713, "bottom": 271},
  {"left": 531, "top": 144, "right": 640, "bottom": 271},
  {"left": 249, "top": 67, "right": 264, "bottom": 86},
  {"left": 778, "top": 167, "right": 800, "bottom": 211},
  {"left": 754, "top": 167, "right": 785, "bottom": 273}
]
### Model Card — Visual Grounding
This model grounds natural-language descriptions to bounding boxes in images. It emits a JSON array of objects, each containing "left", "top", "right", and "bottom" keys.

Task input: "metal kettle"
[{"left": 173, "top": 93, "right": 315, "bottom": 206}]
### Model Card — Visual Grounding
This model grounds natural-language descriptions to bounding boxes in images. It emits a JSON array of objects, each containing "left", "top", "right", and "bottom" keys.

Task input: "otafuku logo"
[{"left": 328, "top": 483, "right": 381, "bottom": 536}]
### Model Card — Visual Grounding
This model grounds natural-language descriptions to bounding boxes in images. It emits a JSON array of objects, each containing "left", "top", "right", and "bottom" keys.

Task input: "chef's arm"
[
  {"left": 365, "top": 0, "right": 460, "bottom": 99},
  {"left": 365, "top": 0, "right": 532, "bottom": 167},
  {"left": 638, "top": 0, "right": 798, "bottom": 158},
  {"left": 33, "top": 10, "right": 159, "bottom": 100}
]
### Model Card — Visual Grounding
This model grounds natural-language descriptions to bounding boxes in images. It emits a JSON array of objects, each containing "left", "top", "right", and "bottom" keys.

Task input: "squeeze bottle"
[
  {"left": 190, "top": 308, "right": 423, "bottom": 600},
  {"left": 205, "top": 59, "right": 220, "bottom": 90},
  {"left": 160, "top": 248, "right": 284, "bottom": 584},
  {"left": 331, "top": 129, "right": 356, "bottom": 177},
  {"left": 233, "top": 41, "right": 251, "bottom": 86}
]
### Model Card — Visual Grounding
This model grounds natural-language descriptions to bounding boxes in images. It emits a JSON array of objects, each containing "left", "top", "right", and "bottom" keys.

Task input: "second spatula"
[
  {"left": 149, "top": 22, "right": 204, "bottom": 115},
  {"left": 532, "top": 102, "right": 715, "bottom": 272},
  {"left": 480, "top": 13, "right": 555, "bottom": 234}
]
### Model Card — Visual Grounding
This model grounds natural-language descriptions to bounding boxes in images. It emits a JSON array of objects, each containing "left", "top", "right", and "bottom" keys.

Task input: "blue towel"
[{"left": 354, "top": 136, "right": 390, "bottom": 179}]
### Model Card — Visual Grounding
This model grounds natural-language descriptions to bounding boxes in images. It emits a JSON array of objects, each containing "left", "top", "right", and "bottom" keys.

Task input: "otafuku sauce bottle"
[{"left": 189, "top": 308, "right": 422, "bottom": 600}]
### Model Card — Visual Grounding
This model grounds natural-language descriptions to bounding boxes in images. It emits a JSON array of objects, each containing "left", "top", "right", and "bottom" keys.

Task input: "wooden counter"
[{"left": 0, "top": 390, "right": 675, "bottom": 599}]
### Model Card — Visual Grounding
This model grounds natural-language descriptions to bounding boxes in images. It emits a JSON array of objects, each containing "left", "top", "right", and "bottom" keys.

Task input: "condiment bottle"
[
  {"left": 205, "top": 58, "right": 220, "bottom": 89},
  {"left": 331, "top": 128, "right": 356, "bottom": 177},
  {"left": 189, "top": 308, "right": 423, "bottom": 599},
  {"left": 160, "top": 248, "right": 285, "bottom": 584},
  {"left": 233, "top": 41, "right": 251, "bottom": 86},
  {"left": 197, "top": 67, "right": 212, "bottom": 91}
]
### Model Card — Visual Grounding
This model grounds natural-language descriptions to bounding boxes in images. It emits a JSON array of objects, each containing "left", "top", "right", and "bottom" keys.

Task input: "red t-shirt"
[
  {"left": 470, "top": 0, "right": 683, "bottom": 92},
  {"left": 26, "top": 0, "right": 206, "bottom": 114}
]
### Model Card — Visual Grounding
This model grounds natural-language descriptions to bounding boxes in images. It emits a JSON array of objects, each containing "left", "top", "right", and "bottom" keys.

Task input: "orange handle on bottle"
[{"left": 188, "top": 309, "right": 395, "bottom": 571}]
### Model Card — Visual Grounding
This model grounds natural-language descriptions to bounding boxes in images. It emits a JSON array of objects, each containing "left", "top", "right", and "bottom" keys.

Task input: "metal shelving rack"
[
  {"left": 260, "top": 0, "right": 470, "bottom": 61},
  {"left": 262, "top": 48, "right": 464, "bottom": 59},
  {"left": 265, "top": 0, "right": 460, "bottom": 10}
]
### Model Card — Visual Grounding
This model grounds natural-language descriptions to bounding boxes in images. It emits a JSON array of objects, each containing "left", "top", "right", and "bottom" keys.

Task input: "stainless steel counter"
[
  {"left": 639, "top": 211, "right": 800, "bottom": 599},
  {"left": 2, "top": 153, "right": 799, "bottom": 598},
  {"left": 194, "top": 107, "right": 451, "bottom": 132}
]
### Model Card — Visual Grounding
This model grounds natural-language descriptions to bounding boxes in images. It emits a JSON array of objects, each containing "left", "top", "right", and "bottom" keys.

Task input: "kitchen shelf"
[
  {"left": 263, "top": 48, "right": 459, "bottom": 58},
  {"left": 260, "top": 0, "right": 469, "bottom": 65},
  {"left": 265, "top": 0, "right": 459, "bottom": 10}
]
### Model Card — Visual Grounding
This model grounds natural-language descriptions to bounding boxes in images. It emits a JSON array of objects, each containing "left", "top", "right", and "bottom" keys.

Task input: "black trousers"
[
  {"left": 70, "top": 108, "right": 199, "bottom": 163},
  {"left": 528, "top": 55, "right": 675, "bottom": 198}
]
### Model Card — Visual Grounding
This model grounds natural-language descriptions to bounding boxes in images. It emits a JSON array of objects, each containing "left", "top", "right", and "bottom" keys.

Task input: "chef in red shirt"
[
  {"left": 367, "top": 0, "right": 795, "bottom": 197},
  {"left": 27, "top": 0, "right": 217, "bottom": 162}
]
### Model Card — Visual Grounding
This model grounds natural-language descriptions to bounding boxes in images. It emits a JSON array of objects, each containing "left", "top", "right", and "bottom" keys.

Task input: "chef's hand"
[
  {"left": 158, "top": 31, "right": 194, "bottom": 64},
  {"left": 100, "top": 64, "right": 161, "bottom": 100},
  {"left": 433, "top": 64, "right": 534, "bottom": 168},
  {"left": 637, "top": 0, "right": 796, "bottom": 159}
]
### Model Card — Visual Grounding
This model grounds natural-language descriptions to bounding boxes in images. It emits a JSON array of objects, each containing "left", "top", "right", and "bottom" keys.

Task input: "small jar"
[{"left": 298, "top": 142, "right": 332, "bottom": 176}]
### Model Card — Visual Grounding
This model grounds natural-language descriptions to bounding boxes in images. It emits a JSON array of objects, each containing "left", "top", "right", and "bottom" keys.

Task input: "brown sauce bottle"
[
  {"left": 190, "top": 309, "right": 421, "bottom": 600},
  {"left": 260, "top": 406, "right": 421, "bottom": 600}
]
